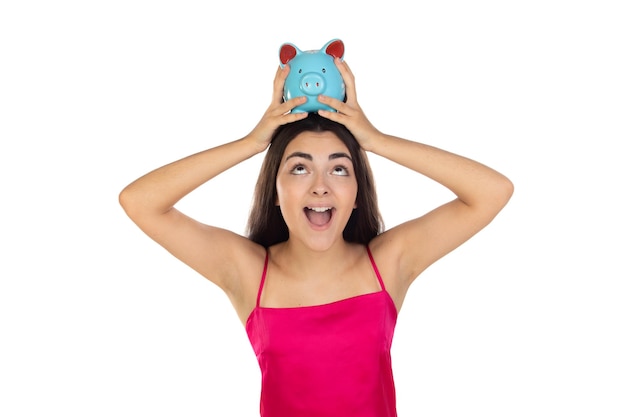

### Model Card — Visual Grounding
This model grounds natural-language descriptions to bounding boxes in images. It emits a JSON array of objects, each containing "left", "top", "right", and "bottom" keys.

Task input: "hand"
[
  {"left": 246, "top": 65, "right": 309, "bottom": 152},
  {"left": 317, "top": 59, "right": 381, "bottom": 151}
]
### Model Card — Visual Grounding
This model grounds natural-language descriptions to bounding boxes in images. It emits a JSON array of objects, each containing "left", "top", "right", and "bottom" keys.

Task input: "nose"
[{"left": 311, "top": 173, "right": 329, "bottom": 196}]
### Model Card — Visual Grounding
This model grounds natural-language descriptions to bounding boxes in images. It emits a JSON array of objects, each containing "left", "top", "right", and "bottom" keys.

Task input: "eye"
[
  {"left": 290, "top": 164, "right": 308, "bottom": 175},
  {"left": 332, "top": 165, "right": 349, "bottom": 176},
  {"left": 298, "top": 68, "right": 302, "bottom": 73},
  {"left": 322, "top": 68, "right": 326, "bottom": 73}
]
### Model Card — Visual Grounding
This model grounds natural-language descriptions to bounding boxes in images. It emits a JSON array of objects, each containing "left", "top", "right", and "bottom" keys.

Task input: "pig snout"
[{"left": 299, "top": 72, "right": 326, "bottom": 96}]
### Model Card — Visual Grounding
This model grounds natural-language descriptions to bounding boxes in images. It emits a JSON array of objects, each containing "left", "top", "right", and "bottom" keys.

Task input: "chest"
[
  {"left": 260, "top": 261, "right": 381, "bottom": 309},
  {"left": 247, "top": 291, "right": 397, "bottom": 358}
]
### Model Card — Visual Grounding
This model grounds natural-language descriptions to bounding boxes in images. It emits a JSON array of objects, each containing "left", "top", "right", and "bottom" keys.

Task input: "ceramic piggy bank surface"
[{"left": 279, "top": 39, "right": 345, "bottom": 113}]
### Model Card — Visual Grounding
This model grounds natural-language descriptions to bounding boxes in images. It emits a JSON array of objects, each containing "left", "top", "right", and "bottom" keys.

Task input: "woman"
[{"left": 119, "top": 59, "right": 514, "bottom": 416}]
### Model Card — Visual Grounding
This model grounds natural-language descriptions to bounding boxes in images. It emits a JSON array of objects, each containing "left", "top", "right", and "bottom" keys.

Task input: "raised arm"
[
  {"left": 318, "top": 60, "right": 514, "bottom": 303},
  {"left": 119, "top": 65, "right": 308, "bottom": 300}
]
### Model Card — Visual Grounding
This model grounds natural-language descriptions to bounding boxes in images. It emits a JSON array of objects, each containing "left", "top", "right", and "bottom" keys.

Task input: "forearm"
[
  {"left": 368, "top": 133, "right": 513, "bottom": 208},
  {"left": 119, "top": 136, "right": 262, "bottom": 216}
]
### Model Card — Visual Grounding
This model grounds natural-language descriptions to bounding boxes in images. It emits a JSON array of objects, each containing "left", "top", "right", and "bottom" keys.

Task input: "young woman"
[{"left": 119, "top": 59, "right": 514, "bottom": 417}]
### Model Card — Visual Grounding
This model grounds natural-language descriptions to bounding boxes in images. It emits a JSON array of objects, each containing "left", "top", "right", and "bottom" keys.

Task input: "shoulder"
[{"left": 367, "top": 225, "right": 425, "bottom": 310}]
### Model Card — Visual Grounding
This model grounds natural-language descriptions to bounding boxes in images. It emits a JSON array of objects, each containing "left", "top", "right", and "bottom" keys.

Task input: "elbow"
[
  {"left": 118, "top": 184, "right": 171, "bottom": 225},
  {"left": 118, "top": 185, "right": 131, "bottom": 211},
  {"left": 493, "top": 174, "right": 515, "bottom": 211},
  {"left": 500, "top": 173, "right": 514, "bottom": 197},
  {"left": 118, "top": 184, "right": 141, "bottom": 218}
]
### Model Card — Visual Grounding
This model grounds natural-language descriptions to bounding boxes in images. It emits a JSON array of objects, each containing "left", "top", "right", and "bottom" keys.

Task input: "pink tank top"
[{"left": 245, "top": 247, "right": 398, "bottom": 417}]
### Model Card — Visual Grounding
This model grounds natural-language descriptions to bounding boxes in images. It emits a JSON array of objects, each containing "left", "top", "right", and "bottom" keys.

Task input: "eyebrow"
[{"left": 285, "top": 151, "right": 352, "bottom": 161}]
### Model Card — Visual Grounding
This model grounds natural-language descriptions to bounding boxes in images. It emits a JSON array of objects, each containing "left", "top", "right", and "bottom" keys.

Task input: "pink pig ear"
[
  {"left": 324, "top": 39, "right": 345, "bottom": 60},
  {"left": 279, "top": 44, "right": 298, "bottom": 65}
]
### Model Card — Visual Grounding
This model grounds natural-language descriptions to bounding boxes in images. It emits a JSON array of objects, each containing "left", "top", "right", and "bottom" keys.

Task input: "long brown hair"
[{"left": 246, "top": 113, "right": 383, "bottom": 247}]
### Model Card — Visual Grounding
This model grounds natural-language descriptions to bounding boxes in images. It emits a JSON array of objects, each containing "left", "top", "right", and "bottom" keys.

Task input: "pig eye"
[
  {"left": 298, "top": 69, "right": 302, "bottom": 73},
  {"left": 322, "top": 68, "right": 326, "bottom": 73}
]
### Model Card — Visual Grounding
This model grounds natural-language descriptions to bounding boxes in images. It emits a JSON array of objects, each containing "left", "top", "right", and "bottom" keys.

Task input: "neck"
[{"left": 272, "top": 239, "right": 362, "bottom": 279}]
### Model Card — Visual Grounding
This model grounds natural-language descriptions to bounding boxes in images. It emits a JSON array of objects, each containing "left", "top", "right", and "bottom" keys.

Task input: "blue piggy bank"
[{"left": 279, "top": 39, "right": 346, "bottom": 113}]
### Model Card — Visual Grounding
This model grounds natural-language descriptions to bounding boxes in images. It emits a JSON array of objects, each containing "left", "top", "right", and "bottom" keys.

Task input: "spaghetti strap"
[
  {"left": 256, "top": 250, "right": 269, "bottom": 308},
  {"left": 366, "top": 246, "right": 386, "bottom": 292}
]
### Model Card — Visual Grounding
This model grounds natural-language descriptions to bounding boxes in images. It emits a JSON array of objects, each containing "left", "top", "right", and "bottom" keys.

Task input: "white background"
[{"left": 1, "top": 1, "right": 624, "bottom": 416}]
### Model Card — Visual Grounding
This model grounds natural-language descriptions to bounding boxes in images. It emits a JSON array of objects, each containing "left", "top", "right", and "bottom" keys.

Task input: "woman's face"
[{"left": 275, "top": 130, "right": 358, "bottom": 251}]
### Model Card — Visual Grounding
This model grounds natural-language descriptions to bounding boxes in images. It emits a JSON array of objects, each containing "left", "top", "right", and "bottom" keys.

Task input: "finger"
[
  {"left": 281, "top": 111, "right": 309, "bottom": 125},
  {"left": 317, "top": 108, "right": 344, "bottom": 124},
  {"left": 272, "top": 95, "right": 307, "bottom": 116},
  {"left": 341, "top": 60, "right": 355, "bottom": 77},
  {"left": 272, "top": 65, "right": 290, "bottom": 104},
  {"left": 318, "top": 94, "right": 352, "bottom": 116},
  {"left": 336, "top": 59, "right": 357, "bottom": 103}
]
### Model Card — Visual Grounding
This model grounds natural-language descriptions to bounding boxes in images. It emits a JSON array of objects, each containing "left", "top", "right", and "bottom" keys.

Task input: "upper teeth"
[{"left": 308, "top": 207, "right": 331, "bottom": 212}]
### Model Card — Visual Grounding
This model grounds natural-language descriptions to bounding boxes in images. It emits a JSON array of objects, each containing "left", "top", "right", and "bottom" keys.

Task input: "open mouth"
[{"left": 304, "top": 206, "right": 334, "bottom": 227}]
